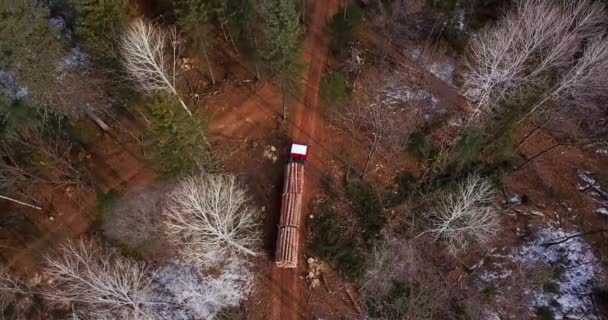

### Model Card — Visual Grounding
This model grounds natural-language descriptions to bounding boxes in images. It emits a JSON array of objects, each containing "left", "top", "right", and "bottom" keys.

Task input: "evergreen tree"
[
  {"left": 261, "top": 0, "right": 304, "bottom": 120},
  {"left": 72, "top": 0, "right": 131, "bottom": 67},
  {"left": 0, "top": 1, "right": 65, "bottom": 114},
  {"left": 0, "top": 94, "right": 39, "bottom": 139},
  {"left": 141, "top": 96, "right": 215, "bottom": 177},
  {"left": 175, "top": 0, "right": 217, "bottom": 85}
]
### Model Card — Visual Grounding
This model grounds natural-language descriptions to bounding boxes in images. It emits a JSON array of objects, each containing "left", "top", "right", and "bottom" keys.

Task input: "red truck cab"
[{"left": 289, "top": 143, "right": 308, "bottom": 163}]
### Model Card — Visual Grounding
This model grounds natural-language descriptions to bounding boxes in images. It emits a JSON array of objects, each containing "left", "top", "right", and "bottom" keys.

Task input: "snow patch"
[
  {"left": 0, "top": 70, "right": 28, "bottom": 100},
  {"left": 595, "top": 148, "right": 608, "bottom": 157},
  {"left": 142, "top": 259, "right": 254, "bottom": 320},
  {"left": 477, "top": 227, "right": 604, "bottom": 319},
  {"left": 454, "top": 9, "right": 466, "bottom": 31},
  {"left": 403, "top": 47, "right": 456, "bottom": 84},
  {"left": 428, "top": 61, "right": 455, "bottom": 84},
  {"left": 375, "top": 74, "right": 447, "bottom": 121},
  {"left": 49, "top": 16, "right": 66, "bottom": 32},
  {"left": 60, "top": 47, "right": 88, "bottom": 71},
  {"left": 576, "top": 170, "right": 608, "bottom": 217},
  {"left": 516, "top": 227, "right": 602, "bottom": 319},
  {"left": 594, "top": 207, "right": 608, "bottom": 216}
]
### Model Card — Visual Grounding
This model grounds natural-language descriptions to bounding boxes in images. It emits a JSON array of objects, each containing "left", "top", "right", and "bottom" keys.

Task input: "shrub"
[
  {"left": 0, "top": 96, "right": 40, "bottom": 139},
  {"left": 407, "top": 131, "right": 438, "bottom": 163},
  {"left": 100, "top": 186, "right": 164, "bottom": 255},
  {"left": 96, "top": 191, "right": 118, "bottom": 214},
  {"left": 452, "top": 128, "right": 485, "bottom": 170},
  {"left": 329, "top": 4, "right": 363, "bottom": 58},
  {"left": 363, "top": 239, "right": 450, "bottom": 320},
  {"left": 387, "top": 172, "right": 418, "bottom": 206},
  {"left": 320, "top": 72, "right": 350, "bottom": 119},
  {"left": 141, "top": 96, "right": 215, "bottom": 177},
  {"left": 346, "top": 178, "right": 384, "bottom": 241},
  {"left": 72, "top": 0, "right": 130, "bottom": 67},
  {"left": 309, "top": 203, "right": 367, "bottom": 280},
  {"left": 536, "top": 306, "right": 555, "bottom": 320}
]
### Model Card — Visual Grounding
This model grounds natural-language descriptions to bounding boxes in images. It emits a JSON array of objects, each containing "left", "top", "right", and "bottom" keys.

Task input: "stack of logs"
[{"left": 275, "top": 162, "right": 304, "bottom": 268}]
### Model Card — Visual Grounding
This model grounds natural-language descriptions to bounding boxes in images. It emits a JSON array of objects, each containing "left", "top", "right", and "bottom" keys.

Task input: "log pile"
[{"left": 275, "top": 162, "right": 305, "bottom": 268}]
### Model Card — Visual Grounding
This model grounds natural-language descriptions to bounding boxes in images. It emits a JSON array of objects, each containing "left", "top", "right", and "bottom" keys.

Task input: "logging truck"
[{"left": 275, "top": 144, "right": 308, "bottom": 268}]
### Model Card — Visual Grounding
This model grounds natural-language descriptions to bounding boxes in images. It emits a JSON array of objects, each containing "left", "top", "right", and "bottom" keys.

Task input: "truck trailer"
[{"left": 275, "top": 144, "right": 307, "bottom": 268}]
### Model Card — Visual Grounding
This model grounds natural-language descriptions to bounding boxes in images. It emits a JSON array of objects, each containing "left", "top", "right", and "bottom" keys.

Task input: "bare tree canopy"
[
  {"left": 120, "top": 18, "right": 191, "bottom": 115},
  {"left": 363, "top": 239, "right": 450, "bottom": 320},
  {"left": 424, "top": 174, "right": 500, "bottom": 255},
  {"left": 343, "top": 71, "right": 416, "bottom": 177},
  {"left": 533, "top": 33, "right": 608, "bottom": 115},
  {"left": 161, "top": 174, "right": 261, "bottom": 266},
  {"left": 42, "top": 238, "right": 151, "bottom": 319},
  {"left": 462, "top": 0, "right": 606, "bottom": 120},
  {"left": 0, "top": 266, "right": 32, "bottom": 319},
  {"left": 101, "top": 185, "right": 163, "bottom": 252}
]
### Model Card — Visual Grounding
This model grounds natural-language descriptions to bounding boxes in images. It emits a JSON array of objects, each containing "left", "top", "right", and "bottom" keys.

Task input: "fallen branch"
[
  {"left": 345, "top": 285, "right": 363, "bottom": 315},
  {"left": 541, "top": 229, "right": 607, "bottom": 248},
  {"left": 0, "top": 194, "right": 42, "bottom": 210}
]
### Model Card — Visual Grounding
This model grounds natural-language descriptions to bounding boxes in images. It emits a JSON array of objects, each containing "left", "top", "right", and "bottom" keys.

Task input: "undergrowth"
[
  {"left": 329, "top": 4, "right": 364, "bottom": 58},
  {"left": 140, "top": 96, "right": 216, "bottom": 177},
  {"left": 408, "top": 131, "right": 438, "bottom": 164},
  {"left": 320, "top": 71, "right": 350, "bottom": 118},
  {"left": 345, "top": 176, "right": 384, "bottom": 241},
  {"left": 309, "top": 202, "right": 367, "bottom": 280}
]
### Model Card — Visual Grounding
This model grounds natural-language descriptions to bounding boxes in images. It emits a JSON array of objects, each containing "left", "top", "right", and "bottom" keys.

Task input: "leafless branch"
[
  {"left": 161, "top": 174, "right": 261, "bottom": 266},
  {"left": 462, "top": 0, "right": 606, "bottom": 121},
  {"left": 421, "top": 174, "right": 501, "bottom": 255},
  {"left": 120, "top": 19, "right": 191, "bottom": 115},
  {"left": 42, "top": 238, "right": 152, "bottom": 319}
]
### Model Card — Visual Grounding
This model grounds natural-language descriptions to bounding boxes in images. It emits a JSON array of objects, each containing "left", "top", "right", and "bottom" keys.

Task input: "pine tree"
[
  {"left": 261, "top": 0, "right": 304, "bottom": 120},
  {"left": 175, "top": 0, "right": 217, "bottom": 85},
  {"left": 0, "top": 0, "right": 65, "bottom": 114},
  {"left": 141, "top": 96, "right": 215, "bottom": 177},
  {"left": 73, "top": 0, "right": 131, "bottom": 67}
]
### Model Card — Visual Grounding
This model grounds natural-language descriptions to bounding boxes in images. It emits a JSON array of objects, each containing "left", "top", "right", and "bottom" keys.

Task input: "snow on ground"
[
  {"left": 60, "top": 47, "right": 87, "bottom": 71},
  {"left": 577, "top": 170, "right": 608, "bottom": 217},
  {"left": 477, "top": 226, "right": 604, "bottom": 319},
  {"left": 517, "top": 227, "right": 602, "bottom": 319},
  {"left": 380, "top": 79, "right": 434, "bottom": 107},
  {"left": 404, "top": 47, "right": 456, "bottom": 84},
  {"left": 0, "top": 70, "right": 28, "bottom": 100},
  {"left": 142, "top": 259, "right": 254, "bottom": 320},
  {"left": 428, "top": 60, "right": 455, "bottom": 84},
  {"left": 377, "top": 73, "right": 446, "bottom": 122}
]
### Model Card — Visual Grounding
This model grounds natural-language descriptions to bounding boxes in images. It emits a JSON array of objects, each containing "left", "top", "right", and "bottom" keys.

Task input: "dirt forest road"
[{"left": 268, "top": 0, "right": 340, "bottom": 319}]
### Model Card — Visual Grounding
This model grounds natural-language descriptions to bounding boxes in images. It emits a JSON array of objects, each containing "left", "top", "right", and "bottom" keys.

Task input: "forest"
[{"left": 1, "top": 0, "right": 608, "bottom": 319}]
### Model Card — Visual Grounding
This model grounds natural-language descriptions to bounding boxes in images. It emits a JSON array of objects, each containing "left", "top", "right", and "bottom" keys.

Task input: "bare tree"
[
  {"left": 363, "top": 239, "right": 421, "bottom": 297},
  {"left": 0, "top": 128, "right": 85, "bottom": 206},
  {"left": 120, "top": 19, "right": 191, "bottom": 115},
  {"left": 101, "top": 185, "right": 164, "bottom": 252},
  {"left": 161, "top": 174, "right": 261, "bottom": 266},
  {"left": 0, "top": 267, "right": 32, "bottom": 320},
  {"left": 421, "top": 174, "right": 500, "bottom": 255},
  {"left": 462, "top": 0, "right": 606, "bottom": 120},
  {"left": 526, "top": 34, "right": 608, "bottom": 117},
  {"left": 42, "top": 238, "right": 152, "bottom": 319},
  {"left": 344, "top": 73, "right": 415, "bottom": 178},
  {"left": 362, "top": 239, "right": 450, "bottom": 320}
]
